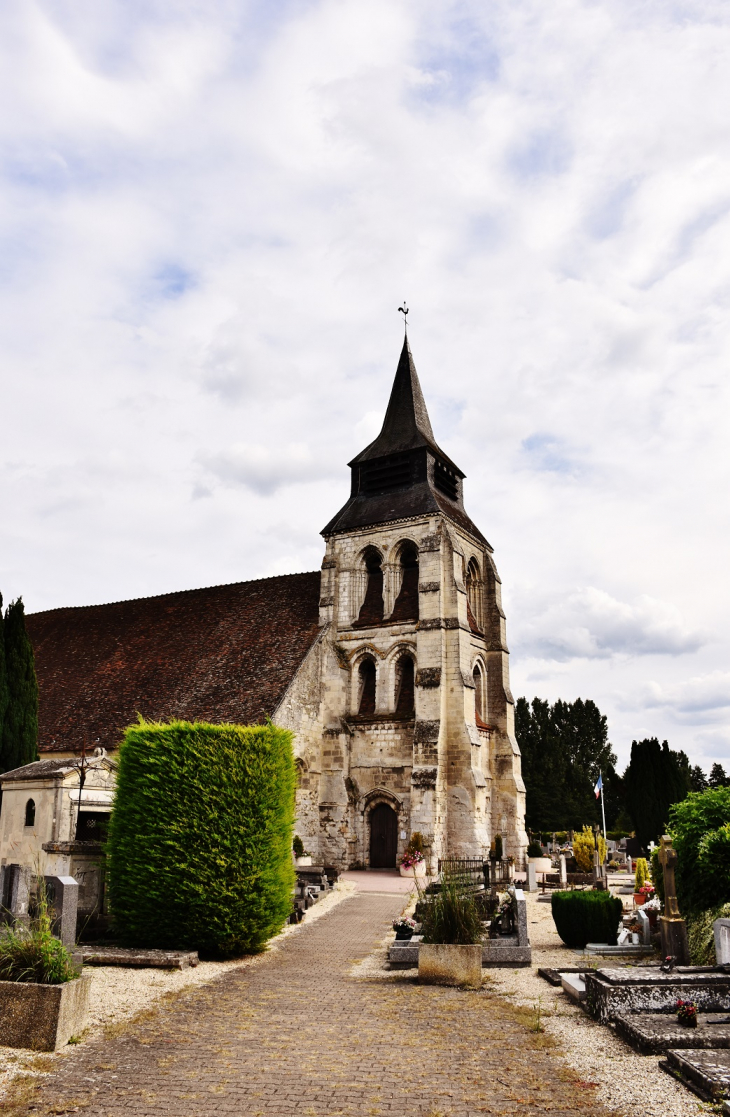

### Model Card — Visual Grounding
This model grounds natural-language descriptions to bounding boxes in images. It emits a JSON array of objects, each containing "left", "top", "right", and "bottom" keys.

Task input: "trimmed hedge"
[
  {"left": 107, "top": 719, "right": 296, "bottom": 957},
  {"left": 551, "top": 890, "right": 623, "bottom": 948},
  {"left": 669, "top": 787, "right": 730, "bottom": 914}
]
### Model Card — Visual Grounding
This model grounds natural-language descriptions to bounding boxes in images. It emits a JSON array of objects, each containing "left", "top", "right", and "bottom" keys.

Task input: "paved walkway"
[{"left": 25, "top": 892, "right": 611, "bottom": 1117}]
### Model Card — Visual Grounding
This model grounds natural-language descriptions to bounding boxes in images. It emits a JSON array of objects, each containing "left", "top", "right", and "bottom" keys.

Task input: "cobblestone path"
[{"left": 24, "top": 892, "right": 611, "bottom": 1116}]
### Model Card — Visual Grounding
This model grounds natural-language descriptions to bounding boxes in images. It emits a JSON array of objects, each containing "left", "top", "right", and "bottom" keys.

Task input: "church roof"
[
  {"left": 26, "top": 572, "right": 322, "bottom": 755},
  {"left": 322, "top": 337, "right": 487, "bottom": 544},
  {"left": 350, "top": 337, "right": 459, "bottom": 471}
]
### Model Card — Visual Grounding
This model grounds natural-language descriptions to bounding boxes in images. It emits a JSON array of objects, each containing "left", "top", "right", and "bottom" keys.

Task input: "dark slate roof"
[
  {"left": 26, "top": 573, "right": 322, "bottom": 754},
  {"left": 322, "top": 338, "right": 488, "bottom": 545}
]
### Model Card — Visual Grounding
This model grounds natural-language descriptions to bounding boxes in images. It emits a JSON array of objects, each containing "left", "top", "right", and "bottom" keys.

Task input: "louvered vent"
[
  {"left": 362, "top": 459, "right": 411, "bottom": 494},
  {"left": 434, "top": 461, "right": 458, "bottom": 500}
]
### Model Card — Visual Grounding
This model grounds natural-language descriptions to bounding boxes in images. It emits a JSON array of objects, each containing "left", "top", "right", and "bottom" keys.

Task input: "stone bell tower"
[{"left": 308, "top": 336, "right": 527, "bottom": 869}]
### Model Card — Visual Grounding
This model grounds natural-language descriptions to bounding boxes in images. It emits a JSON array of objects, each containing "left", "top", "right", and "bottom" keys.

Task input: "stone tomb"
[
  {"left": 616, "top": 1012, "right": 730, "bottom": 1054},
  {"left": 584, "top": 967, "right": 730, "bottom": 1024},
  {"left": 661, "top": 1049, "right": 730, "bottom": 1102}
]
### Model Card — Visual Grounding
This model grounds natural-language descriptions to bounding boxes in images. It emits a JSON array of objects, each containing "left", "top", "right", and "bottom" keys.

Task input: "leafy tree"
[
  {"left": 624, "top": 738, "right": 692, "bottom": 848},
  {"left": 669, "top": 787, "right": 730, "bottom": 914},
  {"left": 516, "top": 696, "right": 617, "bottom": 831},
  {"left": 0, "top": 598, "right": 39, "bottom": 772},
  {"left": 709, "top": 763, "right": 729, "bottom": 789}
]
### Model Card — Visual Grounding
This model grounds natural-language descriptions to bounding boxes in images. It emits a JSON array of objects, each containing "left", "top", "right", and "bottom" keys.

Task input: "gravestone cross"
[
  {"left": 659, "top": 835, "right": 681, "bottom": 918},
  {"left": 658, "top": 834, "right": 689, "bottom": 964}
]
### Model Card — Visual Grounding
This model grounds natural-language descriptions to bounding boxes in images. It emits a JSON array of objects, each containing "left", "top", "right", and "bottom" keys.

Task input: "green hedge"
[
  {"left": 669, "top": 787, "right": 730, "bottom": 914},
  {"left": 551, "top": 890, "right": 623, "bottom": 948},
  {"left": 107, "top": 719, "right": 296, "bottom": 957}
]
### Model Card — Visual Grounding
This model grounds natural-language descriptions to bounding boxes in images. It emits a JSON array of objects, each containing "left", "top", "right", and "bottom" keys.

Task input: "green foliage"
[
  {"left": 687, "top": 903, "right": 730, "bottom": 965},
  {"left": 420, "top": 872, "right": 484, "bottom": 946},
  {"left": 0, "top": 880, "right": 79, "bottom": 984},
  {"left": 107, "top": 719, "right": 297, "bottom": 957},
  {"left": 572, "top": 827, "right": 606, "bottom": 873},
  {"left": 0, "top": 598, "right": 39, "bottom": 773},
  {"left": 407, "top": 832, "right": 426, "bottom": 855},
  {"left": 634, "top": 858, "right": 648, "bottom": 890},
  {"left": 669, "top": 787, "right": 730, "bottom": 914},
  {"left": 651, "top": 847, "right": 664, "bottom": 903},
  {"left": 690, "top": 766, "right": 709, "bottom": 792},
  {"left": 709, "top": 764, "right": 729, "bottom": 789},
  {"left": 624, "top": 738, "right": 691, "bottom": 847},
  {"left": 493, "top": 834, "right": 503, "bottom": 860},
  {"left": 292, "top": 835, "right": 304, "bottom": 858},
  {"left": 515, "top": 696, "right": 619, "bottom": 831},
  {"left": 526, "top": 840, "right": 543, "bottom": 858},
  {"left": 551, "top": 890, "right": 623, "bottom": 948}
]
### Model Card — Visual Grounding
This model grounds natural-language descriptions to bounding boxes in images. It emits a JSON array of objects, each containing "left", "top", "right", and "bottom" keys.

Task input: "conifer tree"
[
  {"left": 0, "top": 594, "right": 9, "bottom": 761},
  {"left": 1, "top": 598, "right": 39, "bottom": 772},
  {"left": 690, "top": 765, "right": 708, "bottom": 792},
  {"left": 709, "top": 763, "right": 729, "bottom": 789},
  {"left": 624, "top": 738, "right": 691, "bottom": 846}
]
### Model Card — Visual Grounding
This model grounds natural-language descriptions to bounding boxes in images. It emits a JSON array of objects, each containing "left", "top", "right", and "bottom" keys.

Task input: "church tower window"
[
  {"left": 356, "top": 548, "right": 384, "bottom": 626},
  {"left": 357, "top": 658, "right": 377, "bottom": 716},
  {"left": 394, "top": 655, "right": 415, "bottom": 716},
  {"left": 466, "top": 558, "right": 483, "bottom": 633},
  {"left": 389, "top": 543, "right": 419, "bottom": 622},
  {"left": 473, "top": 664, "right": 487, "bottom": 726}
]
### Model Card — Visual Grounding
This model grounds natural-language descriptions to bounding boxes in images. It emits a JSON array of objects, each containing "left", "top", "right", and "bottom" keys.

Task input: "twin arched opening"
[
  {"left": 356, "top": 650, "right": 415, "bottom": 718},
  {"left": 355, "top": 541, "right": 419, "bottom": 626}
]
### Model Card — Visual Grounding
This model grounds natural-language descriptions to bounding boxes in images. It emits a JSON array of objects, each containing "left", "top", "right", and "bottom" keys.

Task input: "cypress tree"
[
  {"left": 0, "top": 594, "right": 9, "bottom": 764},
  {"left": 1, "top": 598, "right": 39, "bottom": 772}
]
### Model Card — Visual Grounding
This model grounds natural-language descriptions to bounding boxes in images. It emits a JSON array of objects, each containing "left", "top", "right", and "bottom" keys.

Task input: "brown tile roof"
[{"left": 26, "top": 573, "right": 322, "bottom": 754}]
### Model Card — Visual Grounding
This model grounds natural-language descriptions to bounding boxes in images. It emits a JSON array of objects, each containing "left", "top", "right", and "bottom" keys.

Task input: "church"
[{"left": 26, "top": 337, "right": 528, "bottom": 870}]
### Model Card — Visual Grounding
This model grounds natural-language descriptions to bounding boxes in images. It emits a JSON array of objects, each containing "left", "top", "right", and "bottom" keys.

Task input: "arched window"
[
  {"left": 466, "top": 558, "right": 482, "bottom": 633},
  {"left": 390, "top": 543, "right": 419, "bottom": 622},
  {"left": 24, "top": 799, "right": 35, "bottom": 827},
  {"left": 357, "top": 658, "right": 377, "bottom": 716},
  {"left": 394, "top": 655, "right": 415, "bottom": 716},
  {"left": 356, "top": 548, "right": 384, "bottom": 626},
  {"left": 473, "top": 664, "right": 487, "bottom": 726}
]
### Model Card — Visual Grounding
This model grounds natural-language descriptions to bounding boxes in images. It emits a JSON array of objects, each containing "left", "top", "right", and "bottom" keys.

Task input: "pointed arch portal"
[{"left": 369, "top": 802, "right": 398, "bottom": 868}]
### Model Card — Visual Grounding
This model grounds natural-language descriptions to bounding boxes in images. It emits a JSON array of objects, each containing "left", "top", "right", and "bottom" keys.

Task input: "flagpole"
[{"left": 600, "top": 774, "right": 607, "bottom": 850}]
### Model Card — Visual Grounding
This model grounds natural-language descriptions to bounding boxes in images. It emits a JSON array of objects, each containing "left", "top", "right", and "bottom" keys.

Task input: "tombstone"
[
  {"left": 526, "top": 863, "right": 537, "bottom": 892},
  {"left": 0, "top": 864, "right": 30, "bottom": 925},
  {"left": 559, "top": 854, "right": 567, "bottom": 886},
  {"left": 636, "top": 907, "right": 652, "bottom": 946},
  {"left": 714, "top": 918, "right": 730, "bottom": 965},
  {"left": 44, "top": 876, "right": 79, "bottom": 949},
  {"left": 658, "top": 834, "right": 690, "bottom": 965}
]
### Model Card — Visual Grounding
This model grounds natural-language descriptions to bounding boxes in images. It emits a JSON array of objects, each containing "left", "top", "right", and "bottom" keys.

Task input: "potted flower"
[
  {"left": 633, "top": 858, "right": 650, "bottom": 905},
  {"left": 418, "top": 871, "right": 484, "bottom": 988},
  {"left": 392, "top": 917, "right": 417, "bottom": 941},
  {"left": 526, "top": 840, "right": 552, "bottom": 874},
  {"left": 0, "top": 880, "right": 90, "bottom": 1051},
  {"left": 400, "top": 850, "right": 426, "bottom": 878},
  {"left": 634, "top": 883, "right": 654, "bottom": 908},
  {"left": 676, "top": 999, "right": 698, "bottom": 1028},
  {"left": 642, "top": 894, "right": 662, "bottom": 929},
  {"left": 293, "top": 835, "right": 313, "bottom": 867}
]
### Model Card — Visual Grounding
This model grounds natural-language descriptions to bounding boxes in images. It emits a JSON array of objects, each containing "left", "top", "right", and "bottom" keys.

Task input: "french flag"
[{"left": 594, "top": 774, "right": 603, "bottom": 799}]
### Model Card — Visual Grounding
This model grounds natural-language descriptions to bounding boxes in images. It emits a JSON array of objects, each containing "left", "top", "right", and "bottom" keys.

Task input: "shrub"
[
  {"left": 551, "top": 890, "right": 623, "bottom": 948},
  {"left": 292, "top": 835, "right": 304, "bottom": 858},
  {"left": 526, "top": 841, "right": 544, "bottom": 858},
  {"left": 687, "top": 902, "right": 730, "bottom": 965},
  {"left": 0, "top": 880, "right": 78, "bottom": 984},
  {"left": 107, "top": 719, "right": 296, "bottom": 957},
  {"left": 572, "top": 827, "right": 606, "bottom": 873},
  {"left": 651, "top": 847, "right": 664, "bottom": 902},
  {"left": 669, "top": 787, "right": 730, "bottom": 914},
  {"left": 420, "top": 872, "right": 484, "bottom": 945},
  {"left": 493, "top": 834, "right": 503, "bottom": 860},
  {"left": 635, "top": 858, "right": 648, "bottom": 890},
  {"left": 407, "top": 832, "right": 426, "bottom": 855}
]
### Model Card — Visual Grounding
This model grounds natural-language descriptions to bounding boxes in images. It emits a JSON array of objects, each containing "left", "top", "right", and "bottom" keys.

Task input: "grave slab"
[
  {"left": 560, "top": 973, "right": 586, "bottom": 1002},
  {"left": 616, "top": 1012, "right": 730, "bottom": 1053},
  {"left": 80, "top": 946, "right": 199, "bottom": 969},
  {"left": 662, "top": 1048, "right": 730, "bottom": 1101},
  {"left": 585, "top": 966, "right": 730, "bottom": 1022}
]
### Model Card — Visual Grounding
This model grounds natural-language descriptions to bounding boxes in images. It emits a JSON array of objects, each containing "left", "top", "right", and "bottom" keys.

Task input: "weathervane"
[{"left": 398, "top": 301, "right": 409, "bottom": 333}]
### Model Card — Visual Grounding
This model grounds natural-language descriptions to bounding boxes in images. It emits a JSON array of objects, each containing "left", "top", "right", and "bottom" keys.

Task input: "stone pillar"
[
  {"left": 559, "top": 854, "right": 567, "bottom": 886},
  {"left": 714, "top": 918, "right": 730, "bottom": 965},
  {"left": 44, "top": 876, "right": 79, "bottom": 948},
  {"left": 526, "top": 863, "right": 537, "bottom": 892}
]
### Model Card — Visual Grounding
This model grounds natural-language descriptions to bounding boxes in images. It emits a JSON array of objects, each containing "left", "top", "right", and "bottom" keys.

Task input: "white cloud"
[
  {"left": 622, "top": 672, "right": 730, "bottom": 719},
  {"left": 515, "top": 588, "right": 705, "bottom": 662},
  {"left": 198, "top": 442, "right": 332, "bottom": 496}
]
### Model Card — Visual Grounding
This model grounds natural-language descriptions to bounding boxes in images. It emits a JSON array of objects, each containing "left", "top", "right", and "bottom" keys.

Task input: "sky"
[{"left": 1, "top": 0, "right": 729, "bottom": 773}]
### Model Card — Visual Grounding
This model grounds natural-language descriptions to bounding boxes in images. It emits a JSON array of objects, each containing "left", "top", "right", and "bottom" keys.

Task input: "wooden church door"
[{"left": 369, "top": 803, "right": 397, "bottom": 868}]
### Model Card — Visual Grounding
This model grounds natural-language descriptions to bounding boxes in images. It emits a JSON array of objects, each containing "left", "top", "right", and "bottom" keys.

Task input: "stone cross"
[{"left": 659, "top": 835, "right": 681, "bottom": 918}]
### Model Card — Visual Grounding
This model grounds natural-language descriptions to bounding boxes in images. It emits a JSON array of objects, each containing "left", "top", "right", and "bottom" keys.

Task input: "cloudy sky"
[{"left": 1, "top": 0, "right": 729, "bottom": 772}]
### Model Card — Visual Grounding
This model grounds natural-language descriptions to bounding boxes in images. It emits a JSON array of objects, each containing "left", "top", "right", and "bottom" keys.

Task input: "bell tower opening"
[
  {"left": 356, "top": 548, "right": 384, "bottom": 626},
  {"left": 389, "top": 542, "right": 419, "bottom": 622}
]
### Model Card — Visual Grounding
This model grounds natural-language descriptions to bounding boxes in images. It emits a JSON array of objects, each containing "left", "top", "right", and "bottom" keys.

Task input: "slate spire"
[{"left": 351, "top": 337, "right": 437, "bottom": 463}]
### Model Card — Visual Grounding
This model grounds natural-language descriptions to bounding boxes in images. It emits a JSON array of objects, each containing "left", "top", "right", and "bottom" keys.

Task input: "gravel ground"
[
  {"left": 0, "top": 880, "right": 357, "bottom": 1098},
  {"left": 354, "top": 889, "right": 709, "bottom": 1117}
]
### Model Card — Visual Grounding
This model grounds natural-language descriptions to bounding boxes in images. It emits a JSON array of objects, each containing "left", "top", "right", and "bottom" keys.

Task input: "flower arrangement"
[
  {"left": 400, "top": 851, "right": 424, "bottom": 870},
  {"left": 638, "top": 883, "right": 655, "bottom": 897},
  {"left": 676, "top": 999, "right": 698, "bottom": 1027},
  {"left": 393, "top": 917, "right": 417, "bottom": 933},
  {"left": 642, "top": 896, "right": 662, "bottom": 913}
]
